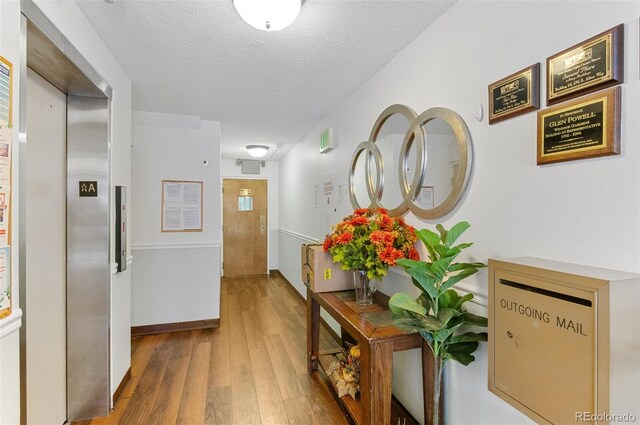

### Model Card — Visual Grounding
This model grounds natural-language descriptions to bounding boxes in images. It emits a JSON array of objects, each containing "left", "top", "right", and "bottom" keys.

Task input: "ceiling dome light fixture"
[
  {"left": 246, "top": 145, "right": 270, "bottom": 158},
  {"left": 233, "top": 0, "right": 301, "bottom": 31}
]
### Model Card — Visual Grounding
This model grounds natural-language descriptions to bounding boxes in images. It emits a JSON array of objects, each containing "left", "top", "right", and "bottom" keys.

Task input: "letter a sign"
[{"left": 79, "top": 181, "right": 98, "bottom": 197}]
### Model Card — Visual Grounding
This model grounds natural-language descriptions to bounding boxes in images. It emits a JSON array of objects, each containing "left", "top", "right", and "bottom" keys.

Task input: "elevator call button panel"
[{"left": 115, "top": 186, "right": 127, "bottom": 272}]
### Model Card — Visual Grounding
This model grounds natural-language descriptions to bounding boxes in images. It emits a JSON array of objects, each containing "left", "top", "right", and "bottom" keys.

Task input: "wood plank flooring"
[{"left": 76, "top": 274, "right": 347, "bottom": 425}]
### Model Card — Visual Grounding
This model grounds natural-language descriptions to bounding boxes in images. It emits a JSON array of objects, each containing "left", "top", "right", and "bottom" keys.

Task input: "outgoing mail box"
[
  {"left": 301, "top": 244, "right": 351, "bottom": 293},
  {"left": 488, "top": 257, "right": 640, "bottom": 425}
]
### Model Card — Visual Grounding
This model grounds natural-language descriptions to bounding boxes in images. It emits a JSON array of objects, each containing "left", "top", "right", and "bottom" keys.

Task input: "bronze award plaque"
[
  {"left": 547, "top": 24, "right": 624, "bottom": 105},
  {"left": 489, "top": 63, "right": 540, "bottom": 124},
  {"left": 537, "top": 87, "right": 620, "bottom": 165}
]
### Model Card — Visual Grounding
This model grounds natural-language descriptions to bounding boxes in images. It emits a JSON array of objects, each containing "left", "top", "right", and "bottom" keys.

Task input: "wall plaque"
[
  {"left": 537, "top": 87, "right": 620, "bottom": 165},
  {"left": 489, "top": 63, "right": 540, "bottom": 124},
  {"left": 79, "top": 181, "right": 98, "bottom": 197},
  {"left": 547, "top": 24, "right": 624, "bottom": 104}
]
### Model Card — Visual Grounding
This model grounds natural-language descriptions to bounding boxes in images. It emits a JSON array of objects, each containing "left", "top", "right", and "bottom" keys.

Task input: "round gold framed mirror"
[
  {"left": 412, "top": 107, "right": 471, "bottom": 219},
  {"left": 348, "top": 104, "right": 427, "bottom": 216},
  {"left": 348, "top": 105, "right": 472, "bottom": 219}
]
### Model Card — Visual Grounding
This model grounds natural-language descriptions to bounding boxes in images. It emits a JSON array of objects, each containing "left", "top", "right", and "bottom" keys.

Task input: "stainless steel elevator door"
[
  {"left": 25, "top": 67, "right": 67, "bottom": 425},
  {"left": 66, "top": 95, "right": 110, "bottom": 420}
]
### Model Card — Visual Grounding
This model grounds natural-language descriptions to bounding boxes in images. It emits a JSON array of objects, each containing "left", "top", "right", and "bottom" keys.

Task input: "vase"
[{"left": 353, "top": 270, "right": 375, "bottom": 305}]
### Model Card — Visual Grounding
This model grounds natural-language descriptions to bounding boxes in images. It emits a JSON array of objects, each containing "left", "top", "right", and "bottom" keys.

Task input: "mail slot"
[{"left": 488, "top": 257, "right": 640, "bottom": 425}]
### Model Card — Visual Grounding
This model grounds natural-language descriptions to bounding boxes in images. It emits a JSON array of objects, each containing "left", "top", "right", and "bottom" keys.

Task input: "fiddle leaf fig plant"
[{"left": 389, "top": 221, "right": 487, "bottom": 425}]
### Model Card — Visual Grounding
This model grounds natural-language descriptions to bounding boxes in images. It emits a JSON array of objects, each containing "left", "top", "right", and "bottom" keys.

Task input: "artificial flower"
[{"left": 324, "top": 208, "right": 418, "bottom": 280}]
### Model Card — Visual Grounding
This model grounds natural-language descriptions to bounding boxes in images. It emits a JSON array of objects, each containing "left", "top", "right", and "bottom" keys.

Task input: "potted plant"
[
  {"left": 324, "top": 208, "right": 419, "bottom": 305},
  {"left": 389, "top": 221, "right": 487, "bottom": 425}
]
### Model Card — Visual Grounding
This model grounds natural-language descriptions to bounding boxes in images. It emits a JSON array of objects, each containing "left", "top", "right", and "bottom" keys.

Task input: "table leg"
[
  {"left": 307, "top": 288, "right": 320, "bottom": 374},
  {"left": 361, "top": 340, "right": 393, "bottom": 425}
]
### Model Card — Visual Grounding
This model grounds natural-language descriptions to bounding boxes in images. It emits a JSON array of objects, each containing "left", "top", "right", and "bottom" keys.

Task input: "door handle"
[{"left": 260, "top": 215, "right": 266, "bottom": 235}]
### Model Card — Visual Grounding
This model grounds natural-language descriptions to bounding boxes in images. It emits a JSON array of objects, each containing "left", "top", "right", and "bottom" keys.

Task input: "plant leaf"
[
  {"left": 420, "top": 316, "right": 443, "bottom": 331},
  {"left": 445, "top": 341, "right": 479, "bottom": 365},
  {"left": 440, "top": 268, "right": 479, "bottom": 293},
  {"left": 403, "top": 267, "right": 439, "bottom": 300},
  {"left": 431, "top": 255, "right": 458, "bottom": 281},
  {"left": 391, "top": 317, "right": 424, "bottom": 334},
  {"left": 396, "top": 258, "right": 423, "bottom": 269},
  {"left": 434, "top": 324, "right": 460, "bottom": 342},
  {"left": 417, "top": 293, "right": 434, "bottom": 313},
  {"left": 460, "top": 312, "right": 488, "bottom": 327},
  {"left": 449, "top": 262, "right": 486, "bottom": 272},
  {"left": 445, "top": 351, "right": 476, "bottom": 366},
  {"left": 433, "top": 244, "right": 460, "bottom": 259},
  {"left": 389, "top": 293, "right": 427, "bottom": 316},
  {"left": 416, "top": 229, "right": 440, "bottom": 261},
  {"left": 438, "top": 289, "right": 459, "bottom": 309},
  {"left": 418, "top": 329, "right": 435, "bottom": 344},
  {"left": 447, "top": 315, "right": 465, "bottom": 327},
  {"left": 452, "top": 292, "right": 474, "bottom": 309},
  {"left": 451, "top": 242, "right": 473, "bottom": 251},
  {"left": 435, "top": 224, "right": 448, "bottom": 243},
  {"left": 417, "top": 228, "right": 440, "bottom": 248},
  {"left": 447, "top": 341, "right": 479, "bottom": 354},
  {"left": 449, "top": 332, "right": 488, "bottom": 343},
  {"left": 437, "top": 308, "right": 455, "bottom": 328},
  {"left": 445, "top": 221, "right": 470, "bottom": 247}
]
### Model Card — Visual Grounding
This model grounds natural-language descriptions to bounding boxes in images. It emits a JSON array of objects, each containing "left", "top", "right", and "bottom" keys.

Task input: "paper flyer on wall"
[
  {"left": 0, "top": 187, "right": 11, "bottom": 246},
  {"left": 0, "top": 127, "right": 11, "bottom": 245},
  {"left": 0, "top": 126, "right": 11, "bottom": 184},
  {"left": 162, "top": 180, "right": 202, "bottom": 231},
  {"left": 321, "top": 171, "right": 338, "bottom": 235},
  {"left": 0, "top": 246, "right": 11, "bottom": 318},
  {"left": 0, "top": 56, "right": 12, "bottom": 128}
]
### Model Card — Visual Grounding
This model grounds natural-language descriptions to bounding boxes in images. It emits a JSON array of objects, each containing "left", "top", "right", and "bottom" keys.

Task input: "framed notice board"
[{"left": 161, "top": 180, "right": 203, "bottom": 232}]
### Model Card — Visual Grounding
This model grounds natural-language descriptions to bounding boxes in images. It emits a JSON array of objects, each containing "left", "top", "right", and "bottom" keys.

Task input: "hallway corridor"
[{"left": 77, "top": 275, "right": 346, "bottom": 425}]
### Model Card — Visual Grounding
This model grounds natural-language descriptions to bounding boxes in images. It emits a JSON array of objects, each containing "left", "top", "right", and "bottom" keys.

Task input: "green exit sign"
[{"left": 319, "top": 127, "right": 334, "bottom": 153}]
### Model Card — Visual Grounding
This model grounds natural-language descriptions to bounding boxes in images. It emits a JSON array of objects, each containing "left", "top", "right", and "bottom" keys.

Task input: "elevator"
[{"left": 19, "top": 1, "right": 112, "bottom": 423}]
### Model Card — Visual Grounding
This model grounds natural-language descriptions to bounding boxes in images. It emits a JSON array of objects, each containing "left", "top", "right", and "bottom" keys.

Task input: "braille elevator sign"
[{"left": 79, "top": 181, "right": 98, "bottom": 197}]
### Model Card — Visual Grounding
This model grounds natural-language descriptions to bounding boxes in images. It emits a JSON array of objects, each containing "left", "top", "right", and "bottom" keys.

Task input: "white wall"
[
  {"left": 220, "top": 158, "right": 279, "bottom": 270},
  {"left": 0, "top": 0, "right": 133, "bottom": 420},
  {"left": 0, "top": 1, "right": 22, "bottom": 422},
  {"left": 278, "top": 2, "right": 640, "bottom": 424},
  {"left": 132, "top": 111, "right": 221, "bottom": 326}
]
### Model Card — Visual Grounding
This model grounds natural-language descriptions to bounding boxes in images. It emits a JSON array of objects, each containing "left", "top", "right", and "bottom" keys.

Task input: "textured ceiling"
[{"left": 75, "top": 0, "right": 455, "bottom": 160}]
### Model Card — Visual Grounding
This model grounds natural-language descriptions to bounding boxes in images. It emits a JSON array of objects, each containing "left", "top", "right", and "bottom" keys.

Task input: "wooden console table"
[{"left": 307, "top": 288, "right": 442, "bottom": 425}]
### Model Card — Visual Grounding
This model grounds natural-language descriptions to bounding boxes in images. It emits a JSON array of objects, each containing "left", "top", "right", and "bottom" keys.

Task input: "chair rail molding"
[
  {"left": 131, "top": 242, "right": 221, "bottom": 251},
  {"left": 278, "top": 227, "right": 318, "bottom": 243},
  {"left": 0, "top": 309, "right": 23, "bottom": 339}
]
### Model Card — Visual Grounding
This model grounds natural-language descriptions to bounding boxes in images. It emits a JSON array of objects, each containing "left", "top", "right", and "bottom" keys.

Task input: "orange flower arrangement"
[{"left": 323, "top": 208, "right": 419, "bottom": 280}]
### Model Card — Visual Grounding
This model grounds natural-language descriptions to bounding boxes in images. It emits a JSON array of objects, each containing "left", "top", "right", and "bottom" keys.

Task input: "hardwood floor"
[{"left": 76, "top": 274, "right": 346, "bottom": 425}]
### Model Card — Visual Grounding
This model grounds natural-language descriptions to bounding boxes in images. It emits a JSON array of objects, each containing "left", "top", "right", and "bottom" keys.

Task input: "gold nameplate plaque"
[
  {"left": 537, "top": 87, "right": 620, "bottom": 165},
  {"left": 547, "top": 24, "right": 624, "bottom": 105},
  {"left": 489, "top": 63, "right": 540, "bottom": 124}
]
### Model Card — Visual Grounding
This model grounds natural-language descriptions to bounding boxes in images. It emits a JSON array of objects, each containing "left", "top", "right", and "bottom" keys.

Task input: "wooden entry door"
[{"left": 222, "top": 179, "right": 268, "bottom": 276}]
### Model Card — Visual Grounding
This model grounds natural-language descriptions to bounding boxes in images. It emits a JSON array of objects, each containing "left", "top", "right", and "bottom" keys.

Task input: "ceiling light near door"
[
  {"left": 246, "top": 145, "right": 270, "bottom": 158},
  {"left": 233, "top": 0, "right": 301, "bottom": 31}
]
